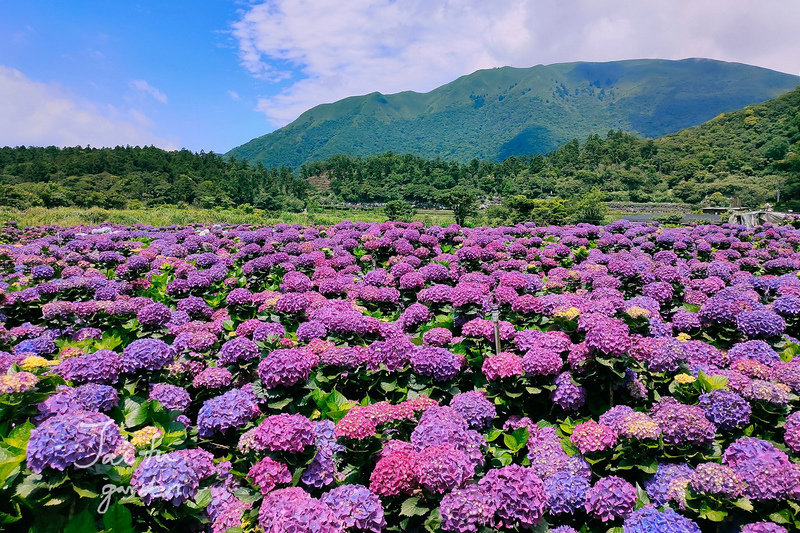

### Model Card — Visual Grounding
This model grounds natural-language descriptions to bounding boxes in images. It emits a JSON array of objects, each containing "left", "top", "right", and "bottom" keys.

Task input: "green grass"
[{"left": 0, "top": 206, "right": 456, "bottom": 228}]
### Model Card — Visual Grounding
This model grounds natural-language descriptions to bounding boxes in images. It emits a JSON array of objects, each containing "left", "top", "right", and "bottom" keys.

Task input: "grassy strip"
[{"left": 0, "top": 206, "right": 456, "bottom": 228}]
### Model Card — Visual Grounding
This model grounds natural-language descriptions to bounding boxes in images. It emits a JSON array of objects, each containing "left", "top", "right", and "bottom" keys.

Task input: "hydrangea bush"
[{"left": 1, "top": 218, "right": 800, "bottom": 532}]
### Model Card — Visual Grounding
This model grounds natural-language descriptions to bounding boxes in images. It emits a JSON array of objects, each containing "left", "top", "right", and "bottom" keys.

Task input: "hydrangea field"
[{"left": 3, "top": 218, "right": 800, "bottom": 533}]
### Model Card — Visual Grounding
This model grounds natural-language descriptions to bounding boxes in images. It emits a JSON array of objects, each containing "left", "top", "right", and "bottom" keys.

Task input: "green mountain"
[
  {"left": 295, "top": 85, "right": 800, "bottom": 208},
  {"left": 227, "top": 58, "right": 800, "bottom": 168}
]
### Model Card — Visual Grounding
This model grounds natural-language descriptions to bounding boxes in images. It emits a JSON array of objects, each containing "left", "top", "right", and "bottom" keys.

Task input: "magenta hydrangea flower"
[
  {"left": 258, "top": 487, "right": 343, "bottom": 533},
  {"left": 369, "top": 449, "right": 419, "bottom": 496},
  {"left": 243, "top": 413, "right": 316, "bottom": 454},
  {"left": 482, "top": 352, "right": 524, "bottom": 380},
  {"left": 192, "top": 366, "right": 233, "bottom": 389},
  {"left": 247, "top": 457, "right": 291, "bottom": 494},
  {"left": 570, "top": 420, "right": 618, "bottom": 454},
  {"left": 478, "top": 464, "right": 546, "bottom": 529},
  {"left": 257, "top": 347, "right": 318, "bottom": 388},
  {"left": 416, "top": 443, "right": 474, "bottom": 494}
]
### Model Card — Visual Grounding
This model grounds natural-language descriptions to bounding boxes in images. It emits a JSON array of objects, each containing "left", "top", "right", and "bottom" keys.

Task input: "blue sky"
[{"left": 1, "top": 0, "right": 799, "bottom": 153}]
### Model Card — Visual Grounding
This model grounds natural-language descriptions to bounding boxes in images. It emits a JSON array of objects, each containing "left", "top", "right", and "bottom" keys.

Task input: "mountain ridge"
[{"left": 227, "top": 58, "right": 800, "bottom": 168}]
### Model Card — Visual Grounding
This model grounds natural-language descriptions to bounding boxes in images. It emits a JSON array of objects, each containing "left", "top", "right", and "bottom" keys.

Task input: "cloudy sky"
[{"left": 1, "top": 0, "right": 799, "bottom": 153}]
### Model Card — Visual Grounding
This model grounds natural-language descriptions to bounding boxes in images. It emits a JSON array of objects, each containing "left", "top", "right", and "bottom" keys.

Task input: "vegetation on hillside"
[
  {"left": 227, "top": 59, "right": 799, "bottom": 168},
  {"left": 0, "top": 146, "right": 308, "bottom": 211},
  {"left": 0, "top": 84, "right": 798, "bottom": 218},
  {"left": 302, "top": 86, "right": 800, "bottom": 207}
]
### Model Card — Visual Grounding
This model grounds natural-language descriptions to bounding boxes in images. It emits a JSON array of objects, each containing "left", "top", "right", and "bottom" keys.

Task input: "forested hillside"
[
  {"left": 228, "top": 58, "right": 800, "bottom": 169},
  {"left": 0, "top": 146, "right": 308, "bottom": 211},
  {"left": 303, "top": 85, "right": 800, "bottom": 206}
]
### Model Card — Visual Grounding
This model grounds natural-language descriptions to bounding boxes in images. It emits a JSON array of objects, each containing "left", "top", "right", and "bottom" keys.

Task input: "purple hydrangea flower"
[
  {"left": 545, "top": 471, "right": 590, "bottom": 515},
  {"left": 131, "top": 448, "right": 215, "bottom": 506},
  {"left": 149, "top": 384, "right": 191, "bottom": 411},
  {"left": 27, "top": 411, "right": 124, "bottom": 473},
  {"left": 741, "top": 523, "right": 789, "bottom": 533},
  {"left": 192, "top": 367, "right": 233, "bottom": 389},
  {"left": 197, "top": 388, "right": 261, "bottom": 437},
  {"left": 226, "top": 288, "right": 253, "bottom": 306},
  {"left": 121, "top": 338, "right": 175, "bottom": 373},
  {"left": 584, "top": 475, "right": 637, "bottom": 522},
  {"left": 698, "top": 389, "right": 751, "bottom": 431},
  {"left": 258, "top": 487, "right": 343, "bottom": 533},
  {"left": 242, "top": 413, "right": 316, "bottom": 454},
  {"left": 688, "top": 462, "right": 745, "bottom": 498},
  {"left": 410, "top": 347, "right": 463, "bottom": 382},
  {"left": 57, "top": 349, "right": 122, "bottom": 384},
  {"left": 417, "top": 443, "right": 474, "bottom": 494},
  {"left": 552, "top": 372, "right": 586, "bottom": 411},
  {"left": 320, "top": 485, "right": 386, "bottom": 533},
  {"left": 478, "top": 465, "right": 546, "bottom": 529},
  {"left": 449, "top": 391, "right": 496, "bottom": 429},
  {"left": 137, "top": 302, "right": 173, "bottom": 327},
  {"left": 439, "top": 485, "right": 496, "bottom": 533},
  {"left": 623, "top": 506, "right": 701, "bottom": 533},
  {"left": 257, "top": 348, "right": 318, "bottom": 388},
  {"left": 217, "top": 337, "right": 260, "bottom": 365},
  {"left": 650, "top": 398, "right": 716, "bottom": 447}
]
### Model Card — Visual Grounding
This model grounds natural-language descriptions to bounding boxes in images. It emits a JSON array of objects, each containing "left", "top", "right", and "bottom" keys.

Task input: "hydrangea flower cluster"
[{"left": 8, "top": 217, "right": 800, "bottom": 532}]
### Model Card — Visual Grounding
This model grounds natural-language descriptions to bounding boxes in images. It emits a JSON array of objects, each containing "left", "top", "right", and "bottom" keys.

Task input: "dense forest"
[
  {"left": 0, "top": 86, "right": 798, "bottom": 212},
  {"left": 0, "top": 146, "right": 308, "bottom": 211}
]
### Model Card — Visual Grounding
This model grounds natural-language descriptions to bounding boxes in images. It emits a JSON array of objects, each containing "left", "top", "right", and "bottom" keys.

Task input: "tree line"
[
  {"left": 0, "top": 86, "right": 797, "bottom": 213},
  {"left": 0, "top": 146, "right": 308, "bottom": 211}
]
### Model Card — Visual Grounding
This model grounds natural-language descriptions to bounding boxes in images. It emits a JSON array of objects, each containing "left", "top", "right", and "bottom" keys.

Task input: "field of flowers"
[{"left": 2, "top": 218, "right": 800, "bottom": 533}]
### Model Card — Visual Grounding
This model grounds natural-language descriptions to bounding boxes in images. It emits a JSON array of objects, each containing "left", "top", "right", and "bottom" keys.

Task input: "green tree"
[
  {"left": 383, "top": 200, "right": 417, "bottom": 222},
  {"left": 438, "top": 187, "right": 477, "bottom": 226}
]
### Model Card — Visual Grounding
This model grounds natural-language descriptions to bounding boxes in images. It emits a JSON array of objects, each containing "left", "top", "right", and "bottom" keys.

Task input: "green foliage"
[
  {"left": 437, "top": 187, "right": 478, "bottom": 226},
  {"left": 0, "top": 146, "right": 308, "bottom": 210},
  {"left": 383, "top": 200, "right": 417, "bottom": 222},
  {"left": 654, "top": 213, "right": 685, "bottom": 225},
  {"left": 503, "top": 189, "right": 607, "bottom": 225}
]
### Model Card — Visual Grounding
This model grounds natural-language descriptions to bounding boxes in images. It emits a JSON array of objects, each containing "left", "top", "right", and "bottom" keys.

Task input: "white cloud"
[
  {"left": 232, "top": 0, "right": 800, "bottom": 126},
  {"left": 228, "top": 90, "right": 241, "bottom": 100},
  {"left": 129, "top": 79, "right": 168, "bottom": 104},
  {"left": 0, "top": 65, "right": 177, "bottom": 149}
]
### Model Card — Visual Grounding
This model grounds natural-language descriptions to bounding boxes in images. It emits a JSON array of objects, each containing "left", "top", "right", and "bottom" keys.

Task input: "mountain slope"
[{"left": 227, "top": 58, "right": 800, "bottom": 168}]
